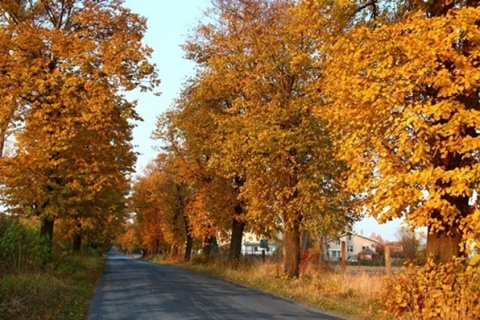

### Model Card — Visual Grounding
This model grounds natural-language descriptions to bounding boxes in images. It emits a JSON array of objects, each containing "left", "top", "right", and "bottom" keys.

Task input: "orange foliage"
[
  {"left": 0, "top": 0, "right": 158, "bottom": 248},
  {"left": 319, "top": 2, "right": 480, "bottom": 261},
  {"left": 158, "top": 0, "right": 353, "bottom": 277},
  {"left": 131, "top": 158, "right": 190, "bottom": 254}
]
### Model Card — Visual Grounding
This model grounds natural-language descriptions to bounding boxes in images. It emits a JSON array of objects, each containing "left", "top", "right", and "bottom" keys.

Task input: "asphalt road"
[{"left": 87, "top": 250, "right": 344, "bottom": 320}]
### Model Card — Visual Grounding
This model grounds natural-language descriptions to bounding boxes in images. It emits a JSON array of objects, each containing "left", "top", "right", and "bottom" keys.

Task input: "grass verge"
[{"left": 0, "top": 254, "right": 105, "bottom": 320}]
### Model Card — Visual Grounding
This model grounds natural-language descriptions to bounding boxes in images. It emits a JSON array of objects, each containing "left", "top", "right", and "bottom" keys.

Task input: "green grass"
[{"left": 0, "top": 255, "right": 105, "bottom": 320}]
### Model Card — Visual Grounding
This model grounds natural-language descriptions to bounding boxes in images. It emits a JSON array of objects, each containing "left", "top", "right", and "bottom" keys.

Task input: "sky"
[
  {"left": 122, "top": 0, "right": 403, "bottom": 241},
  {"left": 123, "top": 0, "right": 211, "bottom": 174}
]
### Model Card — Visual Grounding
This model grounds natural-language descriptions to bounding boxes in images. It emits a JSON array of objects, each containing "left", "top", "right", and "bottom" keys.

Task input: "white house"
[
  {"left": 326, "top": 233, "right": 378, "bottom": 260},
  {"left": 241, "top": 232, "right": 278, "bottom": 256}
]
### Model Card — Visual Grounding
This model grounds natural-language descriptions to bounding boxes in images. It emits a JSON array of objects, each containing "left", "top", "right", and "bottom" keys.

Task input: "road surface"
[{"left": 87, "top": 250, "right": 344, "bottom": 320}]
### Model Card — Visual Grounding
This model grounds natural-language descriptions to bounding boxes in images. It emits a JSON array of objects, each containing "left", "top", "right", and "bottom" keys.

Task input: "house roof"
[{"left": 338, "top": 232, "right": 379, "bottom": 243}]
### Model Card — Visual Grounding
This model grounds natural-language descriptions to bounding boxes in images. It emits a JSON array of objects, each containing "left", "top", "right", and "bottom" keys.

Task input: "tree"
[
  {"left": 178, "top": 0, "right": 353, "bottom": 277},
  {"left": 131, "top": 156, "right": 194, "bottom": 260},
  {"left": 131, "top": 166, "right": 167, "bottom": 255},
  {"left": 370, "top": 232, "right": 386, "bottom": 256},
  {"left": 156, "top": 80, "right": 247, "bottom": 262},
  {"left": 321, "top": 1, "right": 480, "bottom": 263},
  {"left": 116, "top": 221, "right": 141, "bottom": 254},
  {"left": 0, "top": 0, "right": 158, "bottom": 249},
  {"left": 395, "top": 227, "right": 421, "bottom": 260}
]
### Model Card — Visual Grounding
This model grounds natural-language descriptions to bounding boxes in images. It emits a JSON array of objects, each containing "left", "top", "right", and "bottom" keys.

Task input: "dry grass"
[{"left": 0, "top": 255, "right": 105, "bottom": 320}]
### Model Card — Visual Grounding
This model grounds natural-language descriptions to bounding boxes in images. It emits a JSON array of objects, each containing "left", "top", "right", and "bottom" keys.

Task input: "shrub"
[
  {"left": 0, "top": 215, "right": 51, "bottom": 273},
  {"left": 381, "top": 256, "right": 480, "bottom": 320}
]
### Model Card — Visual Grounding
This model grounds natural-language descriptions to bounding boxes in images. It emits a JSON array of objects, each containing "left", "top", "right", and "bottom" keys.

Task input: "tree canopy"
[
  {"left": 318, "top": 0, "right": 480, "bottom": 262},
  {"left": 0, "top": 0, "right": 158, "bottom": 250},
  {"left": 151, "top": 0, "right": 354, "bottom": 277}
]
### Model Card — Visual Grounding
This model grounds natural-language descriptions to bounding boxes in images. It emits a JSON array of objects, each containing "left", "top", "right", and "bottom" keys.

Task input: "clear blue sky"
[{"left": 123, "top": 0, "right": 403, "bottom": 241}]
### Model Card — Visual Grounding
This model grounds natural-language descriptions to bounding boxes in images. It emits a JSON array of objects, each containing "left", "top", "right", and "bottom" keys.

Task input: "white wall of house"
[
  {"left": 241, "top": 232, "right": 278, "bottom": 256},
  {"left": 241, "top": 242, "right": 277, "bottom": 256},
  {"left": 326, "top": 233, "right": 378, "bottom": 260}
]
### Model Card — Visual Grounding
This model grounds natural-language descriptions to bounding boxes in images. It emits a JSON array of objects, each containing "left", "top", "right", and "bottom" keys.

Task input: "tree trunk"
[
  {"left": 73, "top": 233, "right": 82, "bottom": 253},
  {"left": 203, "top": 236, "right": 214, "bottom": 258},
  {"left": 318, "top": 237, "right": 324, "bottom": 264},
  {"left": 184, "top": 234, "right": 193, "bottom": 261},
  {"left": 183, "top": 214, "right": 193, "bottom": 261},
  {"left": 153, "top": 238, "right": 159, "bottom": 255},
  {"left": 318, "top": 235, "right": 330, "bottom": 265},
  {"left": 301, "top": 231, "right": 311, "bottom": 251},
  {"left": 228, "top": 206, "right": 245, "bottom": 262},
  {"left": 73, "top": 222, "right": 82, "bottom": 254},
  {"left": 40, "top": 218, "right": 54, "bottom": 251},
  {"left": 283, "top": 214, "right": 301, "bottom": 278},
  {"left": 172, "top": 245, "right": 179, "bottom": 257},
  {"left": 203, "top": 236, "right": 218, "bottom": 257},
  {"left": 426, "top": 179, "right": 469, "bottom": 263},
  {"left": 426, "top": 227, "right": 462, "bottom": 264},
  {"left": 0, "top": 132, "right": 4, "bottom": 158}
]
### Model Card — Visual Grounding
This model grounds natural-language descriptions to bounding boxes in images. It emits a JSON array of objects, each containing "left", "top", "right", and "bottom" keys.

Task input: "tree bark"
[
  {"left": 73, "top": 233, "right": 82, "bottom": 253},
  {"left": 0, "top": 132, "right": 4, "bottom": 158},
  {"left": 283, "top": 213, "right": 301, "bottom": 278},
  {"left": 228, "top": 205, "right": 245, "bottom": 262},
  {"left": 426, "top": 226, "right": 462, "bottom": 264},
  {"left": 183, "top": 214, "right": 193, "bottom": 261},
  {"left": 203, "top": 236, "right": 215, "bottom": 258},
  {"left": 40, "top": 218, "right": 54, "bottom": 251},
  {"left": 73, "top": 222, "right": 82, "bottom": 253},
  {"left": 427, "top": 174, "right": 469, "bottom": 263},
  {"left": 184, "top": 234, "right": 193, "bottom": 261}
]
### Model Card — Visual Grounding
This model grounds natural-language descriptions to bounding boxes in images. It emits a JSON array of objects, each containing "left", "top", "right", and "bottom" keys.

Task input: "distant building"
[
  {"left": 326, "top": 232, "right": 379, "bottom": 261},
  {"left": 241, "top": 232, "right": 278, "bottom": 256}
]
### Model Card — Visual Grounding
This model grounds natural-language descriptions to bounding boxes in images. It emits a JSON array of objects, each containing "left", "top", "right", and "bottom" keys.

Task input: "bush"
[
  {"left": 0, "top": 216, "right": 51, "bottom": 274},
  {"left": 380, "top": 257, "right": 480, "bottom": 319}
]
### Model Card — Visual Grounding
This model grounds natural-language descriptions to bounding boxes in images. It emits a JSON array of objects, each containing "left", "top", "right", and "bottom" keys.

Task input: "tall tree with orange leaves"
[
  {"left": 156, "top": 74, "right": 250, "bottom": 262},
  {"left": 131, "top": 156, "right": 195, "bottom": 260},
  {"left": 0, "top": 0, "right": 158, "bottom": 250},
  {"left": 315, "top": 0, "right": 480, "bottom": 263},
  {"left": 156, "top": 98, "right": 243, "bottom": 260},
  {"left": 178, "top": 0, "right": 353, "bottom": 277}
]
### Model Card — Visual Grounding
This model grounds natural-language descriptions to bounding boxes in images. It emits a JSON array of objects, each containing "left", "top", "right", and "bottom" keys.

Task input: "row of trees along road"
[
  {"left": 134, "top": 0, "right": 480, "bottom": 278},
  {"left": 0, "top": 0, "right": 158, "bottom": 252},
  {"left": 2, "top": 0, "right": 476, "bottom": 278}
]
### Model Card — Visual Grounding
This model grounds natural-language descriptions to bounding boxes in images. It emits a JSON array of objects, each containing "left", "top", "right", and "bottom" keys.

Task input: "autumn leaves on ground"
[{"left": 0, "top": 0, "right": 479, "bottom": 319}]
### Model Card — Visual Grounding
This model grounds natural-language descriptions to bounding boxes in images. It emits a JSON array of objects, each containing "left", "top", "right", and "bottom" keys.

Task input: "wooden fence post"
[
  {"left": 385, "top": 245, "right": 392, "bottom": 277},
  {"left": 341, "top": 241, "right": 346, "bottom": 276}
]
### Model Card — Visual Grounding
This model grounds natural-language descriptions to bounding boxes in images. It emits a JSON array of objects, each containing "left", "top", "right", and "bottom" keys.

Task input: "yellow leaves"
[
  {"left": 382, "top": 258, "right": 480, "bottom": 319},
  {"left": 0, "top": 0, "right": 158, "bottom": 246},
  {"left": 116, "top": 222, "right": 141, "bottom": 253},
  {"left": 320, "top": 5, "right": 480, "bottom": 243},
  {"left": 153, "top": 0, "right": 354, "bottom": 247}
]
